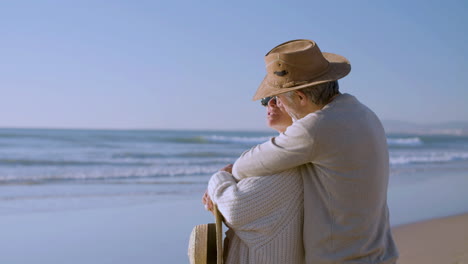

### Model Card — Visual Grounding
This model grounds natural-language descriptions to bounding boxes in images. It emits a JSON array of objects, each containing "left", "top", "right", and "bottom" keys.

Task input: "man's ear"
[{"left": 296, "top": 90, "right": 308, "bottom": 106}]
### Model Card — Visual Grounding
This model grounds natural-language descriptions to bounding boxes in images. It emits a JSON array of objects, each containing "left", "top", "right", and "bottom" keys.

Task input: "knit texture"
[
  {"left": 232, "top": 94, "right": 398, "bottom": 264},
  {"left": 208, "top": 170, "right": 305, "bottom": 264}
]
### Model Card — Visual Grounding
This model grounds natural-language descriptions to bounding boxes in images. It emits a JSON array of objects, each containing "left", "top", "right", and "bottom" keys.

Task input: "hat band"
[{"left": 266, "top": 62, "right": 330, "bottom": 89}]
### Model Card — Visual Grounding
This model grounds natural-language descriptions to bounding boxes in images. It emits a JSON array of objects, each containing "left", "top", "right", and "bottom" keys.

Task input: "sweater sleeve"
[
  {"left": 232, "top": 117, "right": 316, "bottom": 180},
  {"left": 207, "top": 171, "right": 292, "bottom": 230}
]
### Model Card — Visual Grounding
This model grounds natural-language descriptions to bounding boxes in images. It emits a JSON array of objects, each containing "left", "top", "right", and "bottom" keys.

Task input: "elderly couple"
[{"left": 202, "top": 39, "right": 398, "bottom": 264}]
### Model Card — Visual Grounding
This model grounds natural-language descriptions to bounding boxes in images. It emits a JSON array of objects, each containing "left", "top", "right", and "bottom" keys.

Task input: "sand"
[{"left": 393, "top": 213, "right": 468, "bottom": 264}]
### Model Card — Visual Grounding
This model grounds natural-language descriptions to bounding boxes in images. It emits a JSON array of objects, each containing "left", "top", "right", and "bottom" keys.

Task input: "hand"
[
  {"left": 220, "top": 164, "right": 233, "bottom": 174},
  {"left": 202, "top": 190, "right": 214, "bottom": 212}
]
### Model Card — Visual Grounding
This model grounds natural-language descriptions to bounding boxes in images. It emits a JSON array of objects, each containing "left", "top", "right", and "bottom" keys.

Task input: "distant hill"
[{"left": 382, "top": 120, "right": 468, "bottom": 135}]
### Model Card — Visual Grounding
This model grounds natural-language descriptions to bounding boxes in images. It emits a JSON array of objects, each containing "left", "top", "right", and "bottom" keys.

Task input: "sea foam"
[
  {"left": 387, "top": 137, "right": 423, "bottom": 146},
  {"left": 390, "top": 151, "right": 468, "bottom": 165},
  {"left": 203, "top": 135, "right": 272, "bottom": 144}
]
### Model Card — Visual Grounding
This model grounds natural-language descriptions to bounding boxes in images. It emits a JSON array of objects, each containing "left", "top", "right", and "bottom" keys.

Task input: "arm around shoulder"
[{"left": 232, "top": 120, "right": 315, "bottom": 180}]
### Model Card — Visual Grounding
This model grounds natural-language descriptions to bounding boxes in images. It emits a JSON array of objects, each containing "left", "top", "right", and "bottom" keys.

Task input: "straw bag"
[{"left": 188, "top": 204, "right": 224, "bottom": 264}]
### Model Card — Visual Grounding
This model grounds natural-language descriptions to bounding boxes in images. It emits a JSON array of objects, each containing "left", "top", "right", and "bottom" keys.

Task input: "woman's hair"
[{"left": 285, "top": 80, "right": 340, "bottom": 105}]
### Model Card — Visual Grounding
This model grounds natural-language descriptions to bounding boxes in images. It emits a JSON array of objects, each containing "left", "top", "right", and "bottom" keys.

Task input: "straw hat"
[
  {"left": 253, "top": 39, "right": 351, "bottom": 100},
  {"left": 188, "top": 205, "right": 224, "bottom": 264},
  {"left": 188, "top": 223, "right": 217, "bottom": 264}
]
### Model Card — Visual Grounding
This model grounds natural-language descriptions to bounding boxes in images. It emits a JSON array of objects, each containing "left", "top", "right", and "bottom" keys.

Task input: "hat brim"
[
  {"left": 253, "top": 52, "right": 351, "bottom": 101},
  {"left": 187, "top": 205, "right": 223, "bottom": 264}
]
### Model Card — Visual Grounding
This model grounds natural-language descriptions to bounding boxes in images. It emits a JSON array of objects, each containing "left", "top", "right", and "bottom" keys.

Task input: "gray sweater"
[{"left": 233, "top": 93, "right": 398, "bottom": 264}]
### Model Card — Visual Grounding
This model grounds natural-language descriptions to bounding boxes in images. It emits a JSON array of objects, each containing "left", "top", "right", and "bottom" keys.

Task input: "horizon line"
[{"left": 0, "top": 126, "right": 273, "bottom": 133}]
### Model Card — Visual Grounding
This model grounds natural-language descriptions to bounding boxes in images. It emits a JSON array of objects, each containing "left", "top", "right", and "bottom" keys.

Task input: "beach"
[
  {"left": 0, "top": 191, "right": 213, "bottom": 264},
  {"left": 1, "top": 128, "right": 468, "bottom": 263},
  {"left": 2, "top": 0, "right": 468, "bottom": 262},
  {"left": 0, "top": 188, "right": 467, "bottom": 264},
  {"left": 393, "top": 213, "right": 468, "bottom": 264}
]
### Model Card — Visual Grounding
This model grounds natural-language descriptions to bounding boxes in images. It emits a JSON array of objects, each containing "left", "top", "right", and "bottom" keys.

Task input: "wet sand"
[
  {"left": 0, "top": 186, "right": 467, "bottom": 264},
  {"left": 393, "top": 213, "right": 468, "bottom": 264}
]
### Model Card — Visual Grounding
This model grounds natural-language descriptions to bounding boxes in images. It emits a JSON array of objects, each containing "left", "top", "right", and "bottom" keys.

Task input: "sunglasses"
[{"left": 261, "top": 96, "right": 276, "bottom": 107}]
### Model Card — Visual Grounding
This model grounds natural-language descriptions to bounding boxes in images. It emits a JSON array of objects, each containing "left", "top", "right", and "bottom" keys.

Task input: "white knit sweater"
[{"left": 207, "top": 169, "right": 305, "bottom": 264}]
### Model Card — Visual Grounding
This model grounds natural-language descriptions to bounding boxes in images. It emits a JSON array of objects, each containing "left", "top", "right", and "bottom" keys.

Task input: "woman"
[{"left": 203, "top": 97, "right": 305, "bottom": 264}]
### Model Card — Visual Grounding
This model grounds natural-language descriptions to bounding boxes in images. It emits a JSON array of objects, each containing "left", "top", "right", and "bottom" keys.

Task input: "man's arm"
[{"left": 232, "top": 119, "right": 316, "bottom": 180}]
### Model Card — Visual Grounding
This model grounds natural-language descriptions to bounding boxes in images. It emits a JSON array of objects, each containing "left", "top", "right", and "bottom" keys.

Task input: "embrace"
[{"left": 202, "top": 39, "right": 398, "bottom": 264}]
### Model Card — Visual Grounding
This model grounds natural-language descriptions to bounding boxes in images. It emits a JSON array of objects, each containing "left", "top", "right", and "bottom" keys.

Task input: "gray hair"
[{"left": 285, "top": 81, "right": 340, "bottom": 105}]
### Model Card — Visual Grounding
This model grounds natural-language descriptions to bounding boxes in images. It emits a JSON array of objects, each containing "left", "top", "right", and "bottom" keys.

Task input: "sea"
[{"left": 1, "top": 128, "right": 468, "bottom": 224}]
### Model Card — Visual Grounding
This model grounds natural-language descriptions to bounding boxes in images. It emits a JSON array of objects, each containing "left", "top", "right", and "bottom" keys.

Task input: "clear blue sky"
[{"left": 1, "top": 0, "right": 467, "bottom": 130}]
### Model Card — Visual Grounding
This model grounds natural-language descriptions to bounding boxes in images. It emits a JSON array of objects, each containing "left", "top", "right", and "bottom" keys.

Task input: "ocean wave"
[
  {"left": 387, "top": 137, "right": 423, "bottom": 146},
  {"left": 0, "top": 156, "right": 235, "bottom": 168},
  {"left": 390, "top": 151, "right": 468, "bottom": 165},
  {"left": 203, "top": 135, "right": 272, "bottom": 144},
  {"left": 176, "top": 152, "right": 236, "bottom": 158},
  {"left": 164, "top": 135, "right": 271, "bottom": 144},
  {"left": 167, "top": 136, "right": 210, "bottom": 144},
  {"left": 0, "top": 132, "right": 87, "bottom": 144},
  {"left": 0, "top": 164, "right": 220, "bottom": 184},
  {"left": 112, "top": 151, "right": 236, "bottom": 159},
  {"left": 112, "top": 152, "right": 165, "bottom": 159},
  {"left": 0, "top": 159, "right": 150, "bottom": 167},
  {"left": 0, "top": 190, "right": 199, "bottom": 204}
]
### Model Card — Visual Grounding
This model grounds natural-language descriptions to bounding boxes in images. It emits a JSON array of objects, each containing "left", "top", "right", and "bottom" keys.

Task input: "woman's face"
[{"left": 265, "top": 97, "right": 293, "bottom": 133}]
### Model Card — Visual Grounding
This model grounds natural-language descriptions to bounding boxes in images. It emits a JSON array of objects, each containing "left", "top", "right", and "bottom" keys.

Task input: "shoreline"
[{"left": 393, "top": 212, "right": 468, "bottom": 264}]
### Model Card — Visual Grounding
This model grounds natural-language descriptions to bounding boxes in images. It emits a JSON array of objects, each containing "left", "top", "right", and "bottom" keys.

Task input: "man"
[
  {"left": 204, "top": 96, "right": 305, "bottom": 264},
  {"left": 231, "top": 39, "right": 399, "bottom": 263}
]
